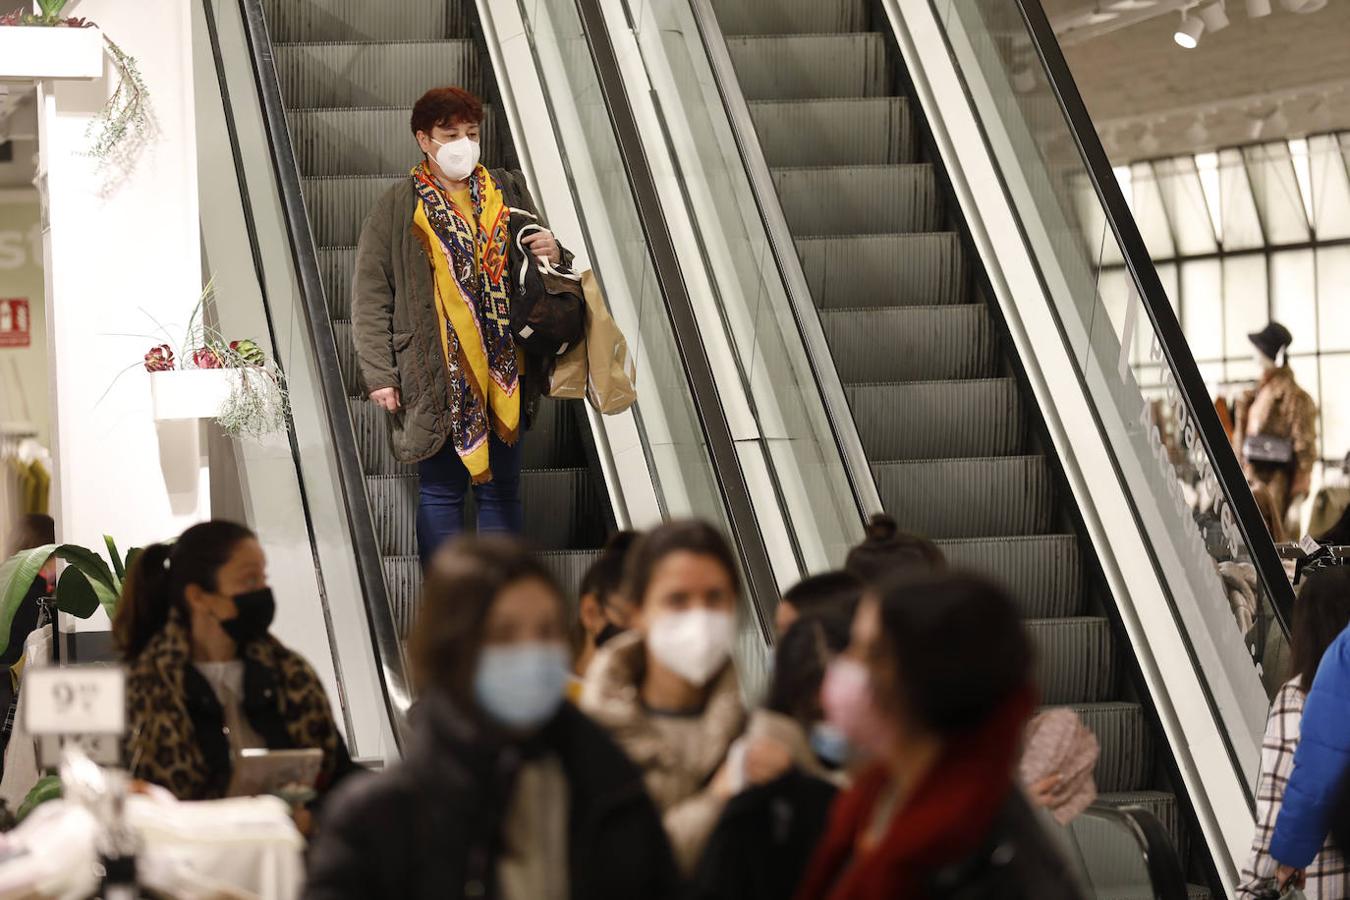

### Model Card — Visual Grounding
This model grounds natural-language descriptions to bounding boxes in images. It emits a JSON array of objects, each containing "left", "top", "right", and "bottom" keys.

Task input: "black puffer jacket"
[{"left": 304, "top": 695, "right": 680, "bottom": 900}]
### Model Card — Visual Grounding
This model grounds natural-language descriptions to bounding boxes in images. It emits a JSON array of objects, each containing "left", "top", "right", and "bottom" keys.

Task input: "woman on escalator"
[
  {"left": 580, "top": 520, "right": 748, "bottom": 874},
  {"left": 305, "top": 537, "right": 679, "bottom": 900},
  {"left": 351, "top": 86, "right": 569, "bottom": 563},
  {"left": 1238, "top": 566, "right": 1350, "bottom": 899},
  {"left": 796, "top": 571, "right": 1082, "bottom": 899},
  {"left": 116, "top": 521, "right": 353, "bottom": 808}
]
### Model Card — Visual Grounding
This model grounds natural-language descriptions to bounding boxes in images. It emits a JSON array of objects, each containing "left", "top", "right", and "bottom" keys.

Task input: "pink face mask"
[{"left": 821, "top": 658, "right": 892, "bottom": 759}]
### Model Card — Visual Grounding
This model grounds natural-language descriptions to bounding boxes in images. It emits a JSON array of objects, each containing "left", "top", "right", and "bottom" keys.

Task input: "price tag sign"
[{"left": 25, "top": 666, "right": 125, "bottom": 738}]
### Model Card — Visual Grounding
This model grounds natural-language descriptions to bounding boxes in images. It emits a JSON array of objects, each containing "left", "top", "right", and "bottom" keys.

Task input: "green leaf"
[
  {"left": 55, "top": 566, "right": 101, "bottom": 619},
  {"left": 125, "top": 547, "right": 143, "bottom": 579},
  {"left": 0, "top": 545, "right": 56, "bottom": 657},
  {"left": 16, "top": 775, "right": 62, "bottom": 823},
  {"left": 105, "top": 535, "right": 125, "bottom": 582},
  {"left": 54, "top": 544, "right": 117, "bottom": 595}
]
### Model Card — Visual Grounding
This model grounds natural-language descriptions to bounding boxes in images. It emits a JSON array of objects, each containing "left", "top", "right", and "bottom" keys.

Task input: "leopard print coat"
[{"left": 124, "top": 607, "right": 341, "bottom": 801}]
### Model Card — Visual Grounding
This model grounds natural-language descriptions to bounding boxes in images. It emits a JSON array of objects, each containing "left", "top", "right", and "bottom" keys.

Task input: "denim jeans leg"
[
  {"left": 416, "top": 440, "right": 470, "bottom": 565},
  {"left": 474, "top": 432, "right": 525, "bottom": 534}
]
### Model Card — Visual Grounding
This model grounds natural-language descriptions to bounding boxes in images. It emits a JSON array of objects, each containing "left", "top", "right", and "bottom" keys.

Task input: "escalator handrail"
[
  {"left": 1012, "top": 0, "right": 1297, "bottom": 635},
  {"left": 223, "top": 0, "right": 413, "bottom": 746},
  {"left": 570, "top": 0, "right": 783, "bottom": 641},
  {"left": 683, "top": 0, "right": 884, "bottom": 523},
  {"left": 1079, "top": 803, "right": 1191, "bottom": 900}
]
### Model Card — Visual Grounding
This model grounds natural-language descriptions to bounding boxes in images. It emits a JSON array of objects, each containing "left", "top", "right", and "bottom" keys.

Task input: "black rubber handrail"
[
  {"left": 203, "top": 0, "right": 412, "bottom": 747},
  {"left": 571, "top": 0, "right": 782, "bottom": 641},
  {"left": 1014, "top": 0, "right": 1297, "bottom": 634},
  {"left": 1080, "top": 803, "right": 1191, "bottom": 900}
]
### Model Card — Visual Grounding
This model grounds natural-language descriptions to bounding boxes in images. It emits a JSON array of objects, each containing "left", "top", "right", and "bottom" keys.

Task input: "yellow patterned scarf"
[{"left": 411, "top": 163, "right": 520, "bottom": 483}]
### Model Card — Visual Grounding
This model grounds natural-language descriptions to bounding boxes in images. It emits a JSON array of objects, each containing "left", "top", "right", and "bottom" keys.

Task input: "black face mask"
[
  {"left": 221, "top": 587, "right": 275, "bottom": 646},
  {"left": 595, "top": 622, "right": 626, "bottom": 648}
]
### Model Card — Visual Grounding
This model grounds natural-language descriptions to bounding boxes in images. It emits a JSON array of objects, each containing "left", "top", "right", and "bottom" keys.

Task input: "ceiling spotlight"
[
  {"left": 1012, "top": 66, "right": 1038, "bottom": 94},
  {"left": 1246, "top": 0, "right": 1271, "bottom": 14},
  {"left": 1174, "top": 12, "right": 1205, "bottom": 48},
  {"left": 1186, "top": 117, "right": 1210, "bottom": 145},
  {"left": 1297, "top": 0, "right": 1327, "bottom": 11},
  {"left": 1197, "top": 1, "right": 1230, "bottom": 30},
  {"left": 1279, "top": 0, "right": 1307, "bottom": 10},
  {"left": 1268, "top": 105, "right": 1290, "bottom": 136}
]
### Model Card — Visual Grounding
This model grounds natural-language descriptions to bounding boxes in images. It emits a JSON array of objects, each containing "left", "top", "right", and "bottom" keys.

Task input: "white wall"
[{"left": 38, "top": 0, "right": 204, "bottom": 613}]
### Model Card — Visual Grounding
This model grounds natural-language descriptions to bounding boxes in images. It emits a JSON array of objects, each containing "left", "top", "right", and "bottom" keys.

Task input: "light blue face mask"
[
  {"left": 810, "top": 721, "right": 853, "bottom": 768},
  {"left": 473, "top": 642, "right": 570, "bottom": 730}
]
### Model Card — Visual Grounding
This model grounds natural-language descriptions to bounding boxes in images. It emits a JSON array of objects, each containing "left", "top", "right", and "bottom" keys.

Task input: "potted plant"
[
  {"left": 0, "top": 535, "right": 137, "bottom": 657},
  {"left": 0, "top": 1, "right": 102, "bottom": 81},
  {"left": 0, "top": 0, "right": 150, "bottom": 170}
]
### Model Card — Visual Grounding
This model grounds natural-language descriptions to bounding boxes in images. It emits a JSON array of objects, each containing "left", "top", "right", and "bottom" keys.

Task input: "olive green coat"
[{"left": 350, "top": 168, "right": 567, "bottom": 464}]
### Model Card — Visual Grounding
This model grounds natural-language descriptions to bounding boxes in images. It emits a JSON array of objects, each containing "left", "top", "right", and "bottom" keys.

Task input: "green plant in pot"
[{"left": 0, "top": 536, "right": 137, "bottom": 657}]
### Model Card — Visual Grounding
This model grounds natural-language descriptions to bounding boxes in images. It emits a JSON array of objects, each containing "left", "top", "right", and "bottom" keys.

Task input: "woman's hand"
[
  {"left": 521, "top": 228, "right": 562, "bottom": 265},
  {"left": 370, "top": 387, "right": 402, "bottom": 413},
  {"left": 1028, "top": 773, "right": 1065, "bottom": 808},
  {"left": 1276, "top": 864, "right": 1306, "bottom": 891}
]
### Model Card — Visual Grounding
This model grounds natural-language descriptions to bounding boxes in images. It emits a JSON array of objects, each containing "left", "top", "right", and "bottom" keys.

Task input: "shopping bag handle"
[{"left": 511, "top": 209, "right": 581, "bottom": 284}]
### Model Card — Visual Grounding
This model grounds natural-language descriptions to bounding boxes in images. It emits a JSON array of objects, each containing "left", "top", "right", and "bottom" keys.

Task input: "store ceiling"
[{"left": 1043, "top": 0, "right": 1350, "bottom": 161}]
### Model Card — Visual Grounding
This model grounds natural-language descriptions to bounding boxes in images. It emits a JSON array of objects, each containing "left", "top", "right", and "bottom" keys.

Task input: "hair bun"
[{"left": 864, "top": 513, "right": 898, "bottom": 543}]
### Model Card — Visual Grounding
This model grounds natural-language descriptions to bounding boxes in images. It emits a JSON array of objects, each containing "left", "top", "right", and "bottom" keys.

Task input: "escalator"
[
  {"left": 261, "top": 0, "right": 612, "bottom": 632},
  {"left": 711, "top": 0, "right": 1200, "bottom": 877}
]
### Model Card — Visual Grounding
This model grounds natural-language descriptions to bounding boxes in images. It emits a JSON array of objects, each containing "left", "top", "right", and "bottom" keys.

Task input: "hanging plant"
[
  {"left": 0, "top": 0, "right": 88, "bottom": 27},
  {"left": 86, "top": 38, "right": 153, "bottom": 169}
]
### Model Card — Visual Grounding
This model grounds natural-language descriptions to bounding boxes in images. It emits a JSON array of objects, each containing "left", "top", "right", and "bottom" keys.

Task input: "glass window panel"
[
  {"left": 1196, "top": 152, "right": 1224, "bottom": 243},
  {"left": 1270, "top": 250, "right": 1317, "bottom": 353},
  {"left": 1320, "top": 354, "right": 1350, "bottom": 462},
  {"left": 1181, "top": 259, "right": 1223, "bottom": 362},
  {"left": 1156, "top": 158, "right": 1218, "bottom": 255},
  {"left": 1222, "top": 255, "right": 1269, "bottom": 359},
  {"left": 1219, "top": 148, "right": 1264, "bottom": 250},
  {"left": 1074, "top": 174, "right": 1123, "bottom": 266},
  {"left": 1129, "top": 162, "right": 1176, "bottom": 258},
  {"left": 1244, "top": 144, "right": 1312, "bottom": 245},
  {"left": 1317, "top": 246, "right": 1350, "bottom": 352},
  {"left": 1308, "top": 135, "right": 1350, "bottom": 240}
]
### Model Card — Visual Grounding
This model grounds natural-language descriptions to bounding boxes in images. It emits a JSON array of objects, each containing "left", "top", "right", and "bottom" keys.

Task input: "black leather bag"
[
  {"left": 507, "top": 212, "right": 584, "bottom": 359},
  {"left": 1244, "top": 434, "right": 1295, "bottom": 466}
]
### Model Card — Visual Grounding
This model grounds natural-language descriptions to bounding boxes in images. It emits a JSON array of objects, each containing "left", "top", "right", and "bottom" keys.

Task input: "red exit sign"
[{"left": 0, "top": 299, "right": 30, "bottom": 348}]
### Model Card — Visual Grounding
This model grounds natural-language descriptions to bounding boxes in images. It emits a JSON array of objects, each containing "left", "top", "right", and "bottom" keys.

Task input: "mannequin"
[{"left": 1232, "top": 322, "right": 1317, "bottom": 538}]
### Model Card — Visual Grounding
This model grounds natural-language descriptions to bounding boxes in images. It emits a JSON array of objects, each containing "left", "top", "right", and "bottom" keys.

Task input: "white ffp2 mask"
[
  {"left": 432, "top": 136, "right": 480, "bottom": 182},
  {"left": 647, "top": 609, "right": 735, "bottom": 687}
]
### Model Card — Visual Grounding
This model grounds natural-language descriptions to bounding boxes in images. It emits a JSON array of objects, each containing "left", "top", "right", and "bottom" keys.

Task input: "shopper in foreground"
[
  {"left": 796, "top": 571, "right": 1083, "bottom": 899},
  {"left": 581, "top": 520, "right": 747, "bottom": 873},
  {"left": 305, "top": 537, "right": 679, "bottom": 900}
]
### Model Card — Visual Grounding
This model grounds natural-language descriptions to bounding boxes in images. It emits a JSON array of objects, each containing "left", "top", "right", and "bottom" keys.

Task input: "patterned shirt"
[{"left": 1237, "top": 680, "right": 1349, "bottom": 899}]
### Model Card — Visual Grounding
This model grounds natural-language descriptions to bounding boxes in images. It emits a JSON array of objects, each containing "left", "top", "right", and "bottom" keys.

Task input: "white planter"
[
  {"left": 150, "top": 369, "right": 238, "bottom": 422},
  {"left": 0, "top": 26, "right": 104, "bottom": 80}
]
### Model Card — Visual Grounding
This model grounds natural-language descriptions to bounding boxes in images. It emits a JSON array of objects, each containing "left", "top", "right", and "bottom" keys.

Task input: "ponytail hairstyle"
[
  {"left": 845, "top": 514, "right": 946, "bottom": 586},
  {"left": 114, "top": 520, "right": 256, "bottom": 661}
]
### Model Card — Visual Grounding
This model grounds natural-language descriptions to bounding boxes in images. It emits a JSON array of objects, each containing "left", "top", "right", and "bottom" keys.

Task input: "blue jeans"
[{"left": 416, "top": 432, "right": 524, "bottom": 563}]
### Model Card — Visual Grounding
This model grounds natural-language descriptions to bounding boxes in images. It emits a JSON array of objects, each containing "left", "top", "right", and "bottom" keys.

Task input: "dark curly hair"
[{"left": 410, "top": 86, "right": 484, "bottom": 136}]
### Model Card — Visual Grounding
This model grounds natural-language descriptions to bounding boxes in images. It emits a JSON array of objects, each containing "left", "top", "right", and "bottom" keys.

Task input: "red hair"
[{"left": 410, "top": 87, "right": 484, "bottom": 136}]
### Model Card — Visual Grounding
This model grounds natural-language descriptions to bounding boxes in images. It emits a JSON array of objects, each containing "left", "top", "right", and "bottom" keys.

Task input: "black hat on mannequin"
[{"left": 1248, "top": 321, "right": 1293, "bottom": 365}]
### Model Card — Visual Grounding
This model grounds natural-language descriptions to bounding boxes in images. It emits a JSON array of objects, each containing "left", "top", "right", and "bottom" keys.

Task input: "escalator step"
[
  {"left": 1098, "top": 791, "right": 1187, "bottom": 864},
  {"left": 289, "top": 106, "right": 503, "bottom": 177},
  {"left": 318, "top": 246, "right": 356, "bottom": 319},
  {"left": 795, "top": 233, "right": 967, "bottom": 309},
  {"left": 725, "top": 33, "right": 891, "bottom": 101},
  {"left": 262, "top": 0, "right": 470, "bottom": 43},
  {"left": 772, "top": 165, "right": 941, "bottom": 236},
  {"left": 349, "top": 398, "right": 415, "bottom": 476},
  {"left": 712, "top": 0, "right": 866, "bottom": 36},
  {"left": 302, "top": 176, "right": 402, "bottom": 247},
  {"left": 820, "top": 305, "right": 996, "bottom": 383},
  {"left": 366, "top": 470, "right": 606, "bottom": 556},
  {"left": 272, "top": 41, "right": 483, "bottom": 110},
  {"left": 1071, "top": 702, "right": 1155, "bottom": 793},
  {"left": 332, "top": 319, "right": 364, "bottom": 397},
  {"left": 936, "top": 535, "right": 1082, "bottom": 619},
  {"left": 540, "top": 550, "right": 604, "bottom": 609},
  {"left": 847, "top": 378, "right": 1024, "bottom": 460},
  {"left": 748, "top": 98, "right": 916, "bottom": 167},
  {"left": 382, "top": 555, "right": 420, "bottom": 638},
  {"left": 873, "top": 455, "right": 1053, "bottom": 539},
  {"left": 1027, "top": 617, "right": 1117, "bottom": 705},
  {"left": 527, "top": 399, "right": 589, "bottom": 470}
]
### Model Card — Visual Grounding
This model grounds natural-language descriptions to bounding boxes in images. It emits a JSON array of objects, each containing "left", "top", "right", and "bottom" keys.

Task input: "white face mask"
[
  {"left": 647, "top": 608, "right": 735, "bottom": 687},
  {"left": 431, "top": 135, "right": 480, "bottom": 182}
]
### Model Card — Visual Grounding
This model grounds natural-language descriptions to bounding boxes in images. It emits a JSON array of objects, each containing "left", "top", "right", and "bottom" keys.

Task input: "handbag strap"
[{"left": 510, "top": 209, "right": 582, "bottom": 285}]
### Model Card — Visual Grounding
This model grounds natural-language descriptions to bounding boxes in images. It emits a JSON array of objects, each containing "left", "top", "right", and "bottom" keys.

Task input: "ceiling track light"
[
  {"left": 1246, "top": 0, "right": 1271, "bottom": 15},
  {"left": 1174, "top": 11, "right": 1205, "bottom": 48},
  {"left": 1297, "top": 0, "right": 1327, "bottom": 11},
  {"left": 1197, "top": 0, "right": 1230, "bottom": 31}
]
